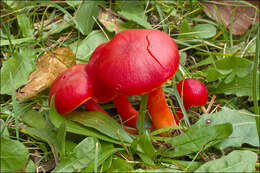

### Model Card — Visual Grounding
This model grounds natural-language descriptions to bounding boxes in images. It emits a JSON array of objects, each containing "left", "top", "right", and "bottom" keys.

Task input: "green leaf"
[
  {"left": 66, "top": 111, "right": 133, "bottom": 144},
  {"left": 169, "top": 160, "right": 203, "bottom": 172},
  {"left": 66, "top": 0, "right": 81, "bottom": 8},
  {"left": 22, "top": 110, "right": 49, "bottom": 128},
  {"left": 206, "top": 67, "right": 226, "bottom": 82},
  {"left": 216, "top": 56, "right": 253, "bottom": 78},
  {"left": 17, "top": 14, "right": 34, "bottom": 37},
  {"left": 131, "top": 131, "right": 156, "bottom": 159},
  {"left": 0, "top": 48, "right": 36, "bottom": 94},
  {"left": 214, "top": 71, "right": 259, "bottom": 99},
  {"left": 75, "top": 1, "right": 102, "bottom": 35},
  {"left": 178, "top": 19, "right": 191, "bottom": 39},
  {"left": 118, "top": 1, "right": 152, "bottom": 29},
  {"left": 195, "top": 150, "right": 257, "bottom": 172},
  {"left": 195, "top": 108, "right": 259, "bottom": 149},
  {"left": 26, "top": 159, "right": 36, "bottom": 173},
  {"left": 82, "top": 147, "right": 123, "bottom": 172},
  {"left": 56, "top": 123, "right": 66, "bottom": 158},
  {"left": 23, "top": 127, "right": 59, "bottom": 154},
  {"left": 70, "top": 30, "right": 108, "bottom": 62},
  {"left": 106, "top": 156, "right": 133, "bottom": 172},
  {"left": 164, "top": 123, "right": 233, "bottom": 157},
  {"left": 0, "top": 137, "right": 29, "bottom": 172},
  {"left": 49, "top": 96, "right": 123, "bottom": 144},
  {"left": 132, "top": 168, "right": 183, "bottom": 172},
  {"left": 52, "top": 137, "right": 99, "bottom": 172},
  {"left": 191, "top": 24, "right": 216, "bottom": 39}
]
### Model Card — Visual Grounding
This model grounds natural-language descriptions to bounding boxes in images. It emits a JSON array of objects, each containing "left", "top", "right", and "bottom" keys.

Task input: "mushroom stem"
[
  {"left": 84, "top": 99, "right": 138, "bottom": 135},
  {"left": 147, "top": 87, "right": 177, "bottom": 132},
  {"left": 113, "top": 95, "right": 139, "bottom": 128},
  {"left": 83, "top": 100, "right": 109, "bottom": 116}
]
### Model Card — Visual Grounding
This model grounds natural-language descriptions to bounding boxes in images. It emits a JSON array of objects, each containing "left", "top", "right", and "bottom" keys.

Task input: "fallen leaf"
[
  {"left": 202, "top": 0, "right": 259, "bottom": 35},
  {"left": 97, "top": 5, "right": 127, "bottom": 33},
  {"left": 16, "top": 47, "right": 75, "bottom": 101}
]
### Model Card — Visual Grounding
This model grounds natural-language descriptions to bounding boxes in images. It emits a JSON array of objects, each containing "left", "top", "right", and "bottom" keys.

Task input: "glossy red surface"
[
  {"left": 176, "top": 78, "right": 208, "bottom": 109},
  {"left": 49, "top": 64, "right": 93, "bottom": 114},
  {"left": 96, "top": 29, "right": 179, "bottom": 96},
  {"left": 87, "top": 43, "right": 116, "bottom": 102}
]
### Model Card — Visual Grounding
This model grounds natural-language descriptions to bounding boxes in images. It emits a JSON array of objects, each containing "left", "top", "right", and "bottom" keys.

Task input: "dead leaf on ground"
[
  {"left": 202, "top": 0, "right": 259, "bottom": 35},
  {"left": 97, "top": 5, "right": 127, "bottom": 33},
  {"left": 16, "top": 47, "right": 76, "bottom": 101}
]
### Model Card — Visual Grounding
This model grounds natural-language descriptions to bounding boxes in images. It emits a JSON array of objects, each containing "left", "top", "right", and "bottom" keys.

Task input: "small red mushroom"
[
  {"left": 94, "top": 29, "right": 180, "bottom": 133},
  {"left": 49, "top": 64, "right": 93, "bottom": 114},
  {"left": 176, "top": 78, "right": 208, "bottom": 110},
  {"left": 176, "top": 78, "right": 208, "bottom": 121},
  {"left": 49, "top": 64, "right": 138, "bottom": 134}
]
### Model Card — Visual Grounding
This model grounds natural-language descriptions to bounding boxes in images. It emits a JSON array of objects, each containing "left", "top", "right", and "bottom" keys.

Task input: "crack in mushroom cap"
[{"left": 96, "top": 29, "right": 179, "bottom": 95}]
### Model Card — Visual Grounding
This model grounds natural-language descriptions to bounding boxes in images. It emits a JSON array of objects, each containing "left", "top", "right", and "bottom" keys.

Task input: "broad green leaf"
[
  {"left": 195, "top": 108, "right": 259, "bottom": 149},
  {"left": 52, "top": 137, "right": 99, "bottom": 172},
  {"left": 169, "top": 160, "right": 203, "bottom": 172},
  {"left": 49, "top": 96, "right": 123, "bottom": 144},
  {"left": 70, "top": 30, "right": 108, "bottom": 62},
  {"left": 22, "top": 110, "right": 49, "bottom": 129},
  {"left": 0, "top": 48, "right": 36, "bottom": 94},
  {"left": 195, "top": 150, "right": 257, "bottom": 172},
  {"left": 206, "top": 67, "right": 226, "bottom": 82},
  {"left": 216, "top": 56, "right": 253, "bottom": 78},
  {"left": 0, "top": 137, "right": 29, "bottom": 172},
  {"left": 23, "top": 127, "right": 59, "bottom": 154},
  {"left": 106, "top": 156, "right": 134, "bottom": 172},
  {"left": 191, "top": 24, "right": 216, "bottom": 39},
  {"left": 131, "top": 131, "right": 156, "bottom": 159},
  {"left": 17, "top": 14, "right": 34, "bottom": 37},
  {"left": 66, "top": 111, "right": 133, "bottom": 143},
  {"left": 214, "top": 71, "right": 259, "bottom": 99},
  {"left": 164, "top": 123, "right": 233, "bottom": 157},
  {"left": 132, "top": 168, "right": 183, "bottom": 172},
  {"left": 75, "top": 1, "right": 102, "bottom": 35},
  {"left": 118, "top": 1, "right": 152, "bottom": 29}
]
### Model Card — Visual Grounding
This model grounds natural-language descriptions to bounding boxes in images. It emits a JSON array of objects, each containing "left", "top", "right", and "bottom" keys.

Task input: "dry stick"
[
  {"left": 206, "top": 95, "right": 216, "bottom": 113},
  {"left": 210, "top": 104, "right": 220, "bottom": 114}
]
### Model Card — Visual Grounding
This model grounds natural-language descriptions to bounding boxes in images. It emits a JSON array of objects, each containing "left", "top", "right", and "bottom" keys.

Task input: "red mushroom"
[
  {"left": 49, "top": 64, "right": 138, "bottom": 134},
  {"left": 176, "top": 78, "right": 208, "bottom": 121},
  {"left": 88, "top": 43, "right": 139, "bottom": 128},
  {"left": 94, "top": 29, "right": 180, "bottom": 133},
  {"left": 49, "top": 64, "right": 94, "bottom": 114}
]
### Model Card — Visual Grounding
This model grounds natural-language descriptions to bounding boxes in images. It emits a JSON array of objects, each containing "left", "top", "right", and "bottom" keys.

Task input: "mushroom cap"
[
  {"left": 96, "top": 29, "right": 179, "bottom": 96},
  {"left": 176, "top": 78, "right": 208, "bottom": 108},
  {"left": 87, "top": 43, "right": 116, "bottom": 103},
  {"left": 49, "top": 64, "right": 93, "bottom": 114}
]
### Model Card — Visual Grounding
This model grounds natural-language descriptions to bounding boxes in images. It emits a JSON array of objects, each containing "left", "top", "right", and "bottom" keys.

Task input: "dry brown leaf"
[
  {"left": 16, "top": 46, "right": 76, "bottom": 101},
  {"left": 202, "top": 0, "right": 259, "bottom": 35}
]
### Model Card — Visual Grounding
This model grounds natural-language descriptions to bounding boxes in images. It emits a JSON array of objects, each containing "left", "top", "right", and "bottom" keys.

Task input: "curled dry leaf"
[
  {"left": 202, "top": 0, "right": 259, "bottom": 35},
  {"left": 16, "top": 47, "right": 76, "bottom": 101}
]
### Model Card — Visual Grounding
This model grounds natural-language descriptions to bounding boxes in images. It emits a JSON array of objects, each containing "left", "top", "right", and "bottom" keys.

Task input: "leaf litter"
[{"left": 16, "top": 47, "right": 75, "bottom": 101}]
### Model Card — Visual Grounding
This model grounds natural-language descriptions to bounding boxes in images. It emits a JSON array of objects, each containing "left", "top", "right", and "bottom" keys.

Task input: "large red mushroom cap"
[
  {"left": 49, "top": 64, "right": 93, "bottom": 114},
  {"left": 87, "top": 43, "right": 116, "bottom": 103},
  {"left": 96, "top": 29, "right": 179, "bottom": 95},
  {"left": 176, "top": 78, "right": 208, "bottom": 109}
]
